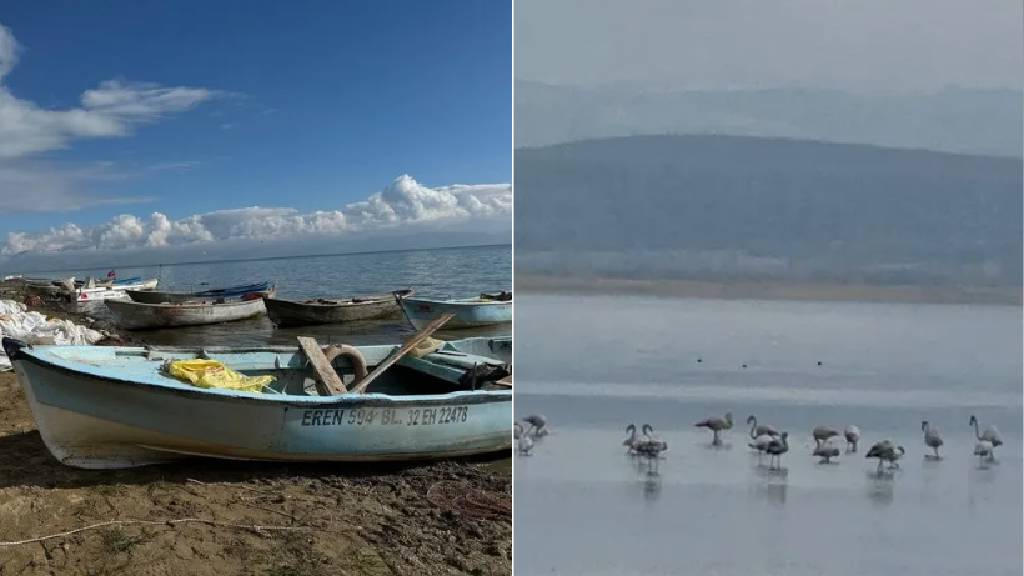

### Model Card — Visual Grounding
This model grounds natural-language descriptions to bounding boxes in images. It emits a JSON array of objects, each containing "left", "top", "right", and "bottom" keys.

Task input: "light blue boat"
[
  {"left": 2, "top": 336, "right": 511, "bottom": 469},
  {"left": 397, "top": 294, "right": 513, "bottom": 330}
]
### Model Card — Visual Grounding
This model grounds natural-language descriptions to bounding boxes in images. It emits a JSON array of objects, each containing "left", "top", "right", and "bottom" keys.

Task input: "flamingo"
[
  {"left": 844, "top": 425, "right": 860, "bottom": 452},
  {"left": 813, "top": 440, "right": 840, "bottom": 464},
  {"left": 969, "top": 415, "right": 1002, "bottom": 460},
  {"left": 634, "top": 424, "right": 668, "bottom": 473},
  {"left": 695, "top": 411, "right": 733, "bottom": 445},
  {"left": 638, "top": 424, "right": 669, "bottom": 454},
  {"left": 973, "top": 440, "right": 994, "bottom": 465},
  {"left": 749, "top": 433, "right": 776, "bottom": 464},
  {"left": 812, "top": 426, "right": 840, "bottom": 447},
  {"left": 523, "top": 414, "right": 549, "bottom": 438},
  {"left": 516, "top": 426, "right": 534, "bottom": 455},
  {"left": 746, "top": 415, "right": 779, "bottom": 439},
  {"left": 866, "top": 440, "right": 905, "bottom": 472},
  {"left": 765, "top": 432, "right": 789, "bottom": 470},
  {"left": 622, "top": 424, "right": 639, "bottom": 453},
  {"left": 921, "top": 420, "right": 943, "bottom": 458}
]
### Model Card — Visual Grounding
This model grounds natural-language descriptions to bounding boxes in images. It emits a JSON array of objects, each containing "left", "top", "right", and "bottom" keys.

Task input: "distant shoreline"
[{"left": 515, "top": 274, "right": 1022, "bottom": 306}]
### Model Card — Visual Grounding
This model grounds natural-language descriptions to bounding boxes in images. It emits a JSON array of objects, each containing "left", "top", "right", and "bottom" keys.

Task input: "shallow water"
[
  {"left": 515, "top": 294, "right": 1022, "bottom": 576},
  {"left": 44, "top": 245, "right": 511, "bottom": 346}
]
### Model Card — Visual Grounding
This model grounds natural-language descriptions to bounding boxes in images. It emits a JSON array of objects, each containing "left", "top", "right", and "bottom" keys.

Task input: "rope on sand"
[{"left": 0, "top": 518, "right": 312, "bottom": 547}]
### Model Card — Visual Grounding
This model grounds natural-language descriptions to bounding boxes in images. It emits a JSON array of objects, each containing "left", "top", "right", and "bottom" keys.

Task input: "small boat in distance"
[
  {"left": 397, "top": 293, "right": 512, "bottom": 330},
  {"left": 126, "top": 281, "right": 273, "bottom": 304},
  {"left": 264, "top": 289, "right": 415, "bottom": 327},
  {"left": 2, "top": 335, "right": 511, "bottom": 468},
  {"left": 64, "top": 278, "right": 160, "bottom": 305},
  {"left": 106, "top": 291, "right": 273, "bottom": 330}
]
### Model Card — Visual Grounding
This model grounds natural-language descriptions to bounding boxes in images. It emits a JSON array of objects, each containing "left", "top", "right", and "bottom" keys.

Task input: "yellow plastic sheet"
[
  {"left": 166, "top": 359, "right": 275, "bottom": 393},
  {"left": 409, "top": 336, "right": 445, "bottom": 358}
]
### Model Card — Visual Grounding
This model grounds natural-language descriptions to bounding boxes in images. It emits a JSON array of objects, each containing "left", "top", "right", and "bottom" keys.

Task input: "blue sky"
[{"left": 0, "top": 1, "right": 511, "bottom": 262}]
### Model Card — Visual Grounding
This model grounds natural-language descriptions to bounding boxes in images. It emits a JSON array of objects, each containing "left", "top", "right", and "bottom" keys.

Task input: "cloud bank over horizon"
[{"left": 2, "top": 175, "right": 512, "bottom": 257}]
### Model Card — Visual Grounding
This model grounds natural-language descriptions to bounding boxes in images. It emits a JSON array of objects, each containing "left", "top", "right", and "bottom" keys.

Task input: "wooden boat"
[
  {"left": 263, "top": 289, "right": 414, "bottom": 327},
  {"left": 105, "top": 293, "right": 272, "bottom": 330},
  {"left": 126, "top": 281, "right": 273, "bottom": 304},
  {"left": 397, "top": 294, "right": 513, "bottom": 330},
  {"left": 64, "top": 278, "right": 159, "bottom": 305},
  {"left": 1, "top": 336, "right": 512, "bottom": 469}
]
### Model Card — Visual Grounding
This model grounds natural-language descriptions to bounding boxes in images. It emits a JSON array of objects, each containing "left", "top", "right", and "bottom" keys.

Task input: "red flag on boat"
[{"left": 106, "top": 270, "right": 116, "bottom": 279}]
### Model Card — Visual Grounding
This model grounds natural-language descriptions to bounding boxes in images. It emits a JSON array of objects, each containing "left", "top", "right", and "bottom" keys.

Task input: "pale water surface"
[{"left": 515, "top": 294, "right": 1022, "bottom": 576}]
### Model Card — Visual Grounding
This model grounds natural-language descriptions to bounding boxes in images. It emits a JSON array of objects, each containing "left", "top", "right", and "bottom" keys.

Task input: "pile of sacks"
[{"left": 0, "top": 300, "right": 104, "bottom": 371}]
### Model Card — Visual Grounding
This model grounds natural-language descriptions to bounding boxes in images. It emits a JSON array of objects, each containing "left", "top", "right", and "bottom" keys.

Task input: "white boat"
[
  {"left": 397, "top": 294, "right": 513, "bottom": 330},
  {"left": 2, "top": 336, "right": 512, "bottom": 469},
  {"left": 64, "top": 278, "right": 159, "bottom": 305}
]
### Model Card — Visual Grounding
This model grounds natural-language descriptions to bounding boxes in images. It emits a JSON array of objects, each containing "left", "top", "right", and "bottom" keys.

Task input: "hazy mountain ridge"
[
  {"left": 515, "top": 135, "right": 1022, "bottom": 286},
  {"left": 515, "top": 81, "right": 1024, "bottom": 157}
]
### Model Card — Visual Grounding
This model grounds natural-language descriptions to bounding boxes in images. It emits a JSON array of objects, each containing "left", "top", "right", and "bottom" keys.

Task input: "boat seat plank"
[
  {"left": 397, "top": 355, "right": 478, "bottom": 384},
  {"left": 296, "top": 336, "right": 345, "bottom": 396}
]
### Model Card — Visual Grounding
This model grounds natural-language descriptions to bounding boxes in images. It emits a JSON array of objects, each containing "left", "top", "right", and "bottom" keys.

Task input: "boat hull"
[
  {"left": 264, "top": 290, "right": 412, "bottom": 327},
  {"left": 106, "top": 297, "right": 268, "bottom": 330},
  {"left": 399, "top": 297, "right": 512, "bottom": 330},
  {"left": 5, "top": 339, "right": 512, "bottom": 469}
]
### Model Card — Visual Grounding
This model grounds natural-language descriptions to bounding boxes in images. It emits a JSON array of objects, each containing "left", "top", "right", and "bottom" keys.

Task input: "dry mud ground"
[{"left": 0, "top": 372, "right": 511, "bottom": 576}]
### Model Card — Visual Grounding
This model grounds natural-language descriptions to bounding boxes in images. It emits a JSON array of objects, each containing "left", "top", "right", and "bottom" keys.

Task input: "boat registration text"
[{"left": 298, "top": 406, "right": 469, "bottom": 427}]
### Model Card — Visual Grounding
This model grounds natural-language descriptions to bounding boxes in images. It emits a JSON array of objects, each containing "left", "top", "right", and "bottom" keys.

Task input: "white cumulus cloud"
[
  {"left": 2, "top": 175, "right": 511, "bottom": 255},
  {"left": 0, "top": 22, "right": 218, "bottom": 209},
  {"left": 344, "top": 175, "right": 512, "bottom": 227}
]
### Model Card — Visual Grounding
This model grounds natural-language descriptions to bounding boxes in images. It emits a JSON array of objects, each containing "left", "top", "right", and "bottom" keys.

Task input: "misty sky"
[{"left": 515, "top": 0, "right": 1023, "bottom": 91}]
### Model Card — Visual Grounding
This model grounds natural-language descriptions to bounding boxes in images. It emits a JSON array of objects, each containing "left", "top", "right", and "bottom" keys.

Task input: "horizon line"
[{"left": 4, "top": 243, "right": 511, "bottom": 277}]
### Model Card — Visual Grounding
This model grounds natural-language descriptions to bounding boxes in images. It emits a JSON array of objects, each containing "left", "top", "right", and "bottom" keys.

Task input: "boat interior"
[{"left": 85, "top": 339, "right": 512, "bottom": 397}]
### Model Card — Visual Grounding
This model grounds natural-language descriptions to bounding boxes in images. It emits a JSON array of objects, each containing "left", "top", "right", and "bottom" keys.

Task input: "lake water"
[
  {"left": 33, "top": 244, "right": 511, "bottom": 346},
  {"left": 515, "top": 294, "right": 1022, "bottom": 576}
]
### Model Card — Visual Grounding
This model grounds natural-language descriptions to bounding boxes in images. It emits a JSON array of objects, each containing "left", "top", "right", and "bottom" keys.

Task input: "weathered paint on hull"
[
  {"left": 8, "top": 341, "right": 512, "bottom": 469},
  {"left": 399, "top": 298, "right": 512, "bottom": 330},
  {"left": 106, "top": 298, "right": 268, "bottom": 330}
]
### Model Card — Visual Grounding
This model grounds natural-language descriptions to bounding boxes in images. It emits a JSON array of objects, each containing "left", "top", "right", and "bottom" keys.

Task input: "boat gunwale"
[
  {"left": 5, "top": 340, "right": 511, "bottom": 408},
  {"left": 399, "top": 297, "right": 512, "bottom": 307},
  {"left": 106, "top": 298, "right": 269, "bottom": 310},
  {"left": 264, "top": 296, "right": 396, "bottom": 309}
]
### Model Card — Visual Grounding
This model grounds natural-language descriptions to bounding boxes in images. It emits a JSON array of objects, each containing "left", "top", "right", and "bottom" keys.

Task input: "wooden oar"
[
  {"left": 297, "top": 336, "right": 346, "bottom": 395},
  {"left": 350, "top": 312, "right": 454, "bottom": 394}
]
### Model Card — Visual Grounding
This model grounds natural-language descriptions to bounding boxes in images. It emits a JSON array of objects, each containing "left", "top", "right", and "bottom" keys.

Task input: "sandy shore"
[
  {"left": 0, "top": 295, "right": 511, "bottom": 576},
  {"left": 515, "top": 274, "right": 1021, "bottom": 305}
]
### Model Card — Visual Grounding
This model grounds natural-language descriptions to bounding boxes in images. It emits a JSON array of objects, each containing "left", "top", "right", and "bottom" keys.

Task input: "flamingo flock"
[{"left": 514, "top": 412, "right": 1006, "bottom": 473}]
